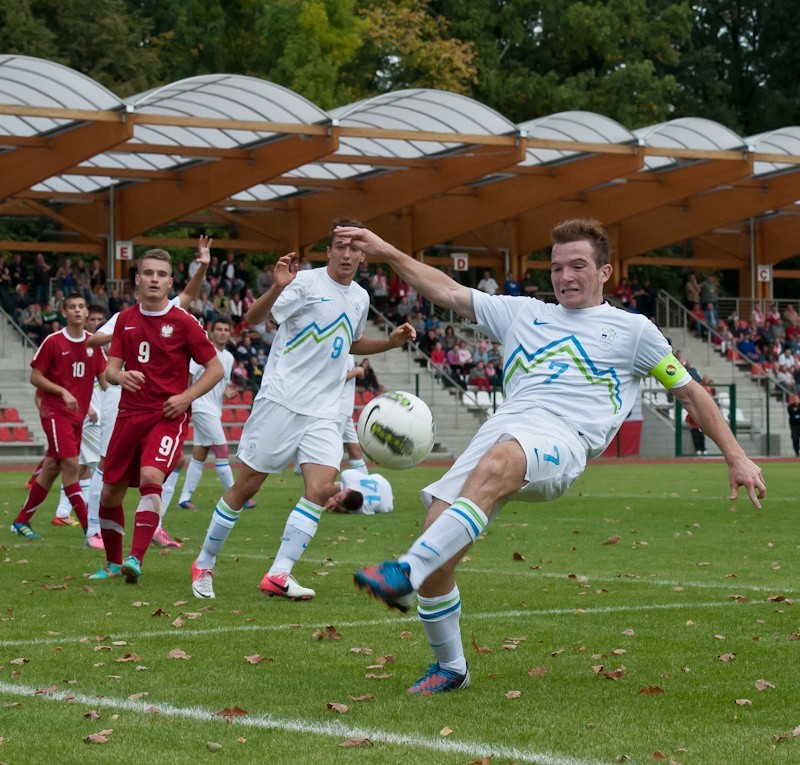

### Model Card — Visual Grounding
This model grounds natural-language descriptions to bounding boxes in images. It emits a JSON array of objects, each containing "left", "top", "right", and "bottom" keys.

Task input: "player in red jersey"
[
  {"left": 11, "top": 293, "right": 107, "bottom": 539},
  {"left": 91, "top": 248, "right": 223, "bottom": 583}
]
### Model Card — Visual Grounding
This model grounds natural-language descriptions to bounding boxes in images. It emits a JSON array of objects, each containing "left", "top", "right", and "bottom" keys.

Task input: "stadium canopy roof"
[{"left": 1, "top": 54, "right": 799, "bottom": 295}]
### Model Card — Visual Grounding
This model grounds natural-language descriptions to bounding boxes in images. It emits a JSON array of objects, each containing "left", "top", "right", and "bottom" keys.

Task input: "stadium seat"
[
  {"left": 221, "top": 408, "right": 235, "bottom": 423},
  {"left": 228, "top": 426, "right": 243, "bottom": 441},
  {"left": 12, "top": 427, "right": 31, "bottom": 442},
  {"left": 476, "top": 391, "right": 492, "bottom": 408},
  {"left": 461, "top": 392, "right": 478, "bottom": 408},
  {"left": 226, "top": 392, "right": 242, "bottom": 406},
  {"left": 235, "top": 407, "right": 248, "bottom": 422},
  {"left": 361, "top": 391, "right": 375, "bottom": 404},
  {"left": 352, "top": 406, "right": 362, "bottom": 422},
  {"left": 0, "top": 426, "right": 11, "bottom": 442},
  {"left": 2, "top": 407, "right": 21, "bottom": 423},
  {"left": 241, "top": 390, "right": 253, "bottom": 405},
  {"left": 354, "top": 391, "right": 365, "bottom": 406}
]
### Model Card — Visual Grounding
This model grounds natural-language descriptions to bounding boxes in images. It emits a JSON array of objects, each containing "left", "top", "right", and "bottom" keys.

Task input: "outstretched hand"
[
  {"left": 727, "top": 456, "right": 766, "bottom": 509},
  {"left": 196, "top": 235, "right": 212, "bottom": 265},
  {"left": 334, "top": 226, "right": 390, "bottom": 258},
  {"left": 274, "top": 252, "right": 297, "bottom": 290},
  {"left": 388, "top": 322, "right": 416, "bottom": 348}
]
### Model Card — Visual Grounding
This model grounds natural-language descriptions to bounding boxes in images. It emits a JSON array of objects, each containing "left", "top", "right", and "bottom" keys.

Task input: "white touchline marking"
[
  {"left": 0, "top": 600, "right": 760, "bottom": 648},
  {"left": 0, "top": 679, "right": 628, "bottom": 765}
]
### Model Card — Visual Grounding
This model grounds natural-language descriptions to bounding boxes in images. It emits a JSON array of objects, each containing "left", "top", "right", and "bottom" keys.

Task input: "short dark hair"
[
  {"left": 341, "top": 490, "right": 364, "bottom": 512},
  {"left": 551, "top": 218, "right": 612, "bottom": 267},
  {"left": 140, "top": 248, "right": 172, "bottom": 272},
  {"left": 212, "top": 317, "right": 231, "bottom": 330},
  {"left": 64, "top": 292, "right": 86, "bottom": 307},
  {"left": 329, "top": 217, "right": 364, "bottom": 247},
  {"left": 88, "top": 304, "right": 106, "bottom": 316}
]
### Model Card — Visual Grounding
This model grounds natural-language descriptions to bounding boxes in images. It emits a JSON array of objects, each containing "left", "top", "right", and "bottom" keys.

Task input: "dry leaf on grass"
[
  {"left": 338, "top": 738, "right": 372, "bottom": 748},
  {"left": 638, "top": 686, "right": 664, "bottom": 695},
  {"left": 603, "top": 667, "right": 626, "bottom": 680},
  {"left": 735, "top": 698, "right": 752, "bottom": 706},
  {"left": 327, "top": 702, "right": 348, "bottom": 714},
  {"left": 83, "top": 730, "right": 112, "bottom": 744},
  {"left": 9, "top": 658, "right": 28, "bottom": 665},
  {"left": 128, "top": 692, "right": 148, "bottom": 701},
  {"left": 171, "top": 618, "right": 184, "bottom": 628},
  {"left": 462, "top": 757, "right": 493, "bottom": 765},
  {"left": 365, "top": 673, "right": 391, "bottom": 680},
  {"left": 528, "top": 667, "right": 549, "bottom": 677},
  {"left": 602, "top": 536, "right": 621, "bottom": 545},
  {"left": 151, "top": 608, "right": 168, "bottom": 617},
  {"left": 215, "top": 707, "right": 247, "bottom": 722},
  {"left": 512, "top": 551, "right": 525, "bottom": 561},
  {"left": 244, "top": 654, "right": 273, "bottom": 665},
  {"left": 166, "top": 648, "right": 190, "bottom": 660},
  {"left": 311, "top": 625, "right": 342, "bottom": 641},
  {"left": 440, "top": 727, "right": 453, "bottom": 736},
  {"left": 83, "top": 710, "right": 101, "bottom": 720},
  {"left": 718, "top": 653, "right": 736, "bottom": 663},
  {"left": 131, "top": 601, "right": 149, "bottom": 607},
  {"left": 207, "top": 742, "right": 222, "bottom": 752},
  {"left": 755, "top": 679, "right": 776, "bottom": 691},
  {"left": 116, "top": 653, "right": 141, "bottom": 663},
  {"left": 34, "top": 685, "right": 59, "bottom": 695},
  {"left": 505, "top": 690, "right": 522, "bottom": 698},
  {"left": 471, "top": 634, "right": 492, "bottom": 654},
  {"left": 348, "top": 694, "right": 374, "bottom": 702},
  {"left": 651, "top": 751, "right": 666, "bottom": 761}
]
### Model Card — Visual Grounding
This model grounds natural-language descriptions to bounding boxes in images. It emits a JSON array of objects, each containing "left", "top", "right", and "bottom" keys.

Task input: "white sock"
[
  {"left": 197, "top": 498, "right": 241, "bottom": 569},
  {"left": 86, "top": 468, "right": 103, "bottom": 537},
  {"left": 400, "top": 498, "right": 488, "bottom": 590},
  {"left": 268, "top": 498, "right": 322, "bottom": 576},
  {"left": 215, "top": 458, "right": 235, "bottom": 492},
  {"left": 179, "top": 458, "right": 204, "bottom": 504},
  {"left": 348, "top": 458, "right": 368, "bottom": 475},
  {"left": 55, "top": 482, "right": 71, "bottom": 518},
  {"left": 417, "top": 585, "right": 466, "bottom": 674},
  {"left": 160, "top": 468, "right": 181, "bottom": 522}
]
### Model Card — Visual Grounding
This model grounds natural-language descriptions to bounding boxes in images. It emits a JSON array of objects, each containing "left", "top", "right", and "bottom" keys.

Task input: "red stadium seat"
[
  {"left": 227, "top": 392, "right": 242, "bottom": 406},
  {"left": 3, "top": 407, "right": 21, "bottom": 423},
  {"left": 352, "top": 406, "right": 362, "bottom": 422},
  {"left": 0, "top": 426, "right": 12, "bottom": 442},
  {"left": 235, "top": 408, "right": 248, "bottom": 422},
  {"left": 221, "top": 408, "right": 235, "bottom": 423},
  {"left": 228, "top": 426, "right": 243, "bottom": 441},
  {"left": 241, "top": 390, "right": 253, "bottom": 405},
  {"left": 361, "top": 391, "right": 375, "bottom": 404},
  {"left": 12, "top": 427, "right": 31, "bottom": 442}
]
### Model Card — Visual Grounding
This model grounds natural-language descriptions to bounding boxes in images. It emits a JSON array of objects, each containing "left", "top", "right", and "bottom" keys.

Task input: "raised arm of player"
[
  {"left": 178, "top": 235, "right": 212, "bottom": 309},
  {"left": 336, "top": 226, "right": 475, "bottom": 322},
  {"left": 163, "top": 355, "right": 224, "bottom": 420},
  {"left": 243, "top": 252, "right": 297, "bottom": 326},
  {"left": 351, "top": 322, "right": 416, "bottom": 356},
  {"left": 671, "top": 380, "right": 766, "bottom": 508},
  {"left": 30, "top": 367, "right": 77, "bottom": 410}
]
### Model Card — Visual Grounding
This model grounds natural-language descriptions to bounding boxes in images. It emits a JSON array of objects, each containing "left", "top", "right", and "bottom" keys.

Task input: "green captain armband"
[{"left": 649, "top": 353, "right": 690, "bottom": 390}]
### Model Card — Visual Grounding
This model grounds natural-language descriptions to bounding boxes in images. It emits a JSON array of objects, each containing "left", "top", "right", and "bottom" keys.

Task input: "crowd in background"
[{"left": 6, "top": 250, "right": 800, "bottom": 401}]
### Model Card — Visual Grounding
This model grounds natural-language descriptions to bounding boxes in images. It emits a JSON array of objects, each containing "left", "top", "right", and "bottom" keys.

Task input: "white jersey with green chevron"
[
  {"left": 257, "top": 268, "right": 369, "bottom": 418},
  {"left": 471, "top": 290, "right": 684, "bottom": 458}
]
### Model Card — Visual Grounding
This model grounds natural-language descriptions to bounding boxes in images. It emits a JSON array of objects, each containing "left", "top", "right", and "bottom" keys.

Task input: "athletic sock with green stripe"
[
  {"left": 268, "top": 497, "right": 322, "bottom": 576},
  {"left": 401, "top": 497, "right": 488, "bottom": 590}
]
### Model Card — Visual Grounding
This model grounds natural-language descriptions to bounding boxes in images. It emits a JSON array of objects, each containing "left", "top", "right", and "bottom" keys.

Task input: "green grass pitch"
[{"left": 0, "top": 460, "right": 798, "bottom": 765}]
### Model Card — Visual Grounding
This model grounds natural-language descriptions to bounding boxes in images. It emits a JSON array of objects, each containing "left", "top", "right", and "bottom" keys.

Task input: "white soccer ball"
[{"left": 356, "top": 391, "right": 436, "bottom": 470}]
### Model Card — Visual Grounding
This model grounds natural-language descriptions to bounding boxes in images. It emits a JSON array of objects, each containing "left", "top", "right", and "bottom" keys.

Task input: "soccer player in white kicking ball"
[
  {"left": 346, "top": 219, "right": 766, "bottom": 695},
  {"left": 177, "top": 317, "right": 256, "bottom": 511},
  {"left": 191, "top": 218, "right": 415, "bottom": 600}
]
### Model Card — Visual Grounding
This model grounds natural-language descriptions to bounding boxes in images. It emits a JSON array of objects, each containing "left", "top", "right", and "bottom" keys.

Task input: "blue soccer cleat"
[
  {"left": 120, "top": 555, "right": 142, "bottom": 584},
  {"left": 353, "top": 560, "right": 415, "bottom": 613},
  {"left": 10, "top": 521, "right": 40, "bottom": 539},
  {"left": 407, "top": 662, "right": 471, "bottom": 695}
]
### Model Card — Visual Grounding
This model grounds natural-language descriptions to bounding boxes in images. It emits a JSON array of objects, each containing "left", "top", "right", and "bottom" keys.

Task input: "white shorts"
[
  {"left": 340, "top": 414, "right": 358, "bottom": 445},
  {"left": 237, "top": 398, "right": 343, "bottom": 474},
  {"left": 80, "top": 422, "right": 102, "bottom": 469},
  {"left": 422, "top": 408, "right": 587, "bottom": 518},
  {"left": 191, "top": 410, "right": 226, "bottom": 446},
  {"left": 100, "top": 385, "right": 122, "bottom": 457}
]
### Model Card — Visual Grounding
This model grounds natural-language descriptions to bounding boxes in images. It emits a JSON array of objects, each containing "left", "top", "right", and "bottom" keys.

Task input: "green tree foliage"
[
  {"left": 0, "top": 0, "right": 160, "bottom": 97},
  {"left": 430, "top": 0, "right": 692, "bottom": 126},
  {"left": 671, "top": 1, "right": 800, "bottom": 135},
  {"left": 344, "top": 0, "right": 477, "bottom": 97}
]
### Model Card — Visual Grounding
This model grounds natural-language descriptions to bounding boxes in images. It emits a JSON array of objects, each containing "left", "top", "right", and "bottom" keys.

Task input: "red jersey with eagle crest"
[{"left": 109, "top": 303, "right": 216, "bottom": 413}]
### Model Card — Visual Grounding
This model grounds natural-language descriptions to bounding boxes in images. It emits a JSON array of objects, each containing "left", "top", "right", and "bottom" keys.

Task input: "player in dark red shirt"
[
  {"left": 92, "top": 249, "right": 222, "bottom": 583},
  {"left": 11, "top": 294, "right": 106, "bottom": 539}
]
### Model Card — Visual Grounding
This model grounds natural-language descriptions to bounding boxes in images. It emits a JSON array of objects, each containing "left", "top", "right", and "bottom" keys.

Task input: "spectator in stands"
[
  {"left": 396, "top": 295, "right": 414, "bottom": 322},
  {"left": 750, "top": 304, "right": 764, "bottom": 326},
  {"left": 683, "top": 271, "right": 700, "bottom": 311},
  {"left": 32, "top": 253, "right": 51, "bottom": 307},
  {"left": 357, "top": 358, "right": 383, "bottom": 393},
  {"left": 411, "top": 310, "right": 427, "bottom": 338},
  {"left": 20, "top": 301, "right": 45, "bottom": 344},
  {"left": 472, "top": 339, "right": 489, "bottom": 365},
  {"left": 236, "top": 335, "right": 258, "bottom": 366},
  {"left": 229, "top": 290, "right": 244, "bottom": 328},
  {"left": 430, "top": 341, "right": 446, "bottom": 381},
  {"left": 737, "top": 330, "right": 763, "bottom": 363},
  {"left": 775, "top": 365, "right": 796, "bottom": 395},
  {"left": 221, "top": 251, "right": 247, "bottom": 294},
  {"left": 704, "top": 302, "right": 718, "bottom": 336},
  {"left": 10, "top": 253, "right": 29, "bottom": 295},
  {"left": 454, "top": 339, "right": 473, "bottom": 372},
  {"left": 357, "top": 261, "right": 372, "bottom": 297},
  {"left": 699, "top": 274, "right": 720, "bottom": 318},
  {"left": 418, "top": 327, "right": 439, "bottom": 359},
  {"left": 788, "top": 393, "right": 800, "bottom": 457},
  {"left": 206, "top": 255, "right": 222, "bottom": 292},
  {"left": 232, "top": 359, "right": 249, "bottom": 390},
  {"left": 424, "top": 313, "right": 441, "bottom": 334},
  {"left": 242, "top": 287, "right": 256, "bottom": 315},
  {"left": 92, "top": 285, "right": 110, "bottom": 316},
  {"left": 476, "top": 270, "right": 499, "bottom": 296},
  {"left": 520, "top": 269, "right": 539, "bottom": 297},
  {"left": 298, "top": 255, "right": 312, "bottom": 271},
  {"left": 214, "top": 286, "right": 232, "bottom": 318},
  {"left": 442, "top": 324, "right": 457, "bottom": 351},
  {"left": 73, "top": 258, "right": 91, "bottom": 301},
  {"left": 633, "top": 277, "right": 655, "bottom": 319},
  {"left": 486, "top": 360, "right": 501, "bottom": 390},
  {"left": 487, "top": 340, "right": 503, "bottom": 368},
  {"left": 613, "top": 277, "right": 632, "bottom": 308},
  {"left": 468, "top": 360, "right": 492, "bottom": 392},
  {"left": 170, "top": 259, "right": 187, "bottom": 292},
  {"left": 370, "top": 266, "right": 389, "bottom": 316},
  {"left": 389, "top": 273, "right": 410, "bottom": 302},
  {"left": 0, "top": 257, "right": 11, "bottom": 312},
  {"left": 503, "top": 272, "right": 521, "bottom": 296},
  {"left": 689, "top": 302, "right": 707, "bottom": 338},
  {"left": 256, "top": 262, "right": 274, "bottom": 295},
  {"left": 56, "top": 258, "right": 74, "bottom": 295}
]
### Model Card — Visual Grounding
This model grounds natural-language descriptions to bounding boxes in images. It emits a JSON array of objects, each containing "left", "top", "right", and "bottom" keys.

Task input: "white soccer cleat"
[
  {"left": 259, "top": 572, "right": 315, "bottom": 600},
  {"left": 191, "top": 559, "right": 215, "bottom": 599}
]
